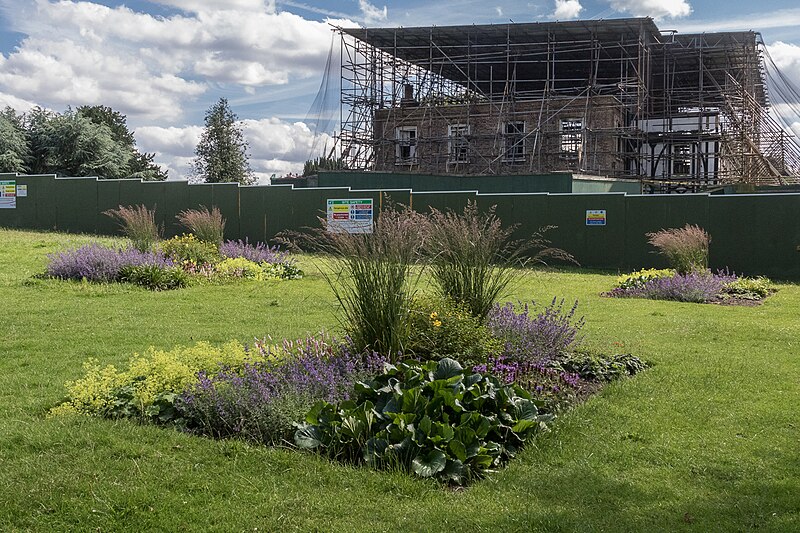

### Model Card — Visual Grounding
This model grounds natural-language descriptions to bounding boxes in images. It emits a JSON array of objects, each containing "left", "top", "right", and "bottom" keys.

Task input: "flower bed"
[
  {"left": 44, "top": 234, "right": 301, "bottom": 290},
  {"left": 53, "top": 297, "right": 647, "bottom": 485},
  {"left": 605, "top": 268, "right": 774, "bottom": 305}
]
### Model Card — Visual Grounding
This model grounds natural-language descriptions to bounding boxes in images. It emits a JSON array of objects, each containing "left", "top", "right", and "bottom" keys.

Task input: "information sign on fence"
[
  {"left": 585, "top": 209, "right": 606, "bottom": 226},
  {"left": 0, "top": 180, "right": 16, "bottom": 209},
  {"left": 326, "top": 198, "right": 374, "bottom": 233}
]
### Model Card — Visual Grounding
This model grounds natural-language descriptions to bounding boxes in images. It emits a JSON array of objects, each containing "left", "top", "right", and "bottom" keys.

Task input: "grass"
[{"left": 1, "top": 228, "right": 798, "bottom": 532}]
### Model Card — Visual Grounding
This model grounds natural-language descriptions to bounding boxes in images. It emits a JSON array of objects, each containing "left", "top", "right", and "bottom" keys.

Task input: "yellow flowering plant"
[
  {"left": 404, "top": 295, "right": 500, "bottom": 366},
  {"left": 51, "top": 341, "right": 249, "bottom": 422}
]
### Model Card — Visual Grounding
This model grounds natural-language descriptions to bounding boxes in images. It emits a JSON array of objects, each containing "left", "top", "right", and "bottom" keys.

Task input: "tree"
[
  {"left": 77, "top": 105, "right": 168, "bottom": 181},
  {"left": 302, "top": 154, "right": 344, "bottom": 176},
  {"left": 17, "top": 105, "right": 168, "bottom": 180},
  {"left": 0, "top": 107, "right": 29, "bottom": 174},
  {"left": 192, "top": 98, "right": 254, "bottom": 185},
  {"left": 32, "top": 110, "right": 131, "bottom": 179}
]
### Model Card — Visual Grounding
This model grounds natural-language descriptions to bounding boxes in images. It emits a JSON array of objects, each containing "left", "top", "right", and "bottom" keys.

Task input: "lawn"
[{"left": 0, "top": 228, "right": 798, "bottom": 532}]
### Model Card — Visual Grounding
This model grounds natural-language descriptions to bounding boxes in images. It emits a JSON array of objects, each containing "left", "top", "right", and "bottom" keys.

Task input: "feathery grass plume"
[
  {"left": 103, "top": 204, "right": 160, "bottom": 252},
  {"left": 420, "top": 201, "right": 575, "bottom": 320},
  {"left": 177, "top": 205, "right": 226, "bottom": 245},
  {"left": 282, "top": 201, "right": 423, "bottom": 357},
  {"left": 646, "top": 224, "right": 710, "bottom": 275}
]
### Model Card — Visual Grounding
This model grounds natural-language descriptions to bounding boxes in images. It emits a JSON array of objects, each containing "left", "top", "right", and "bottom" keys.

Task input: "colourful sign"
[
  {"left": 0, "top": 180, "right": 16, "bottom": 209},
  {"left": 326, "top": 198, "right": 374, "bottom": 234},
  {"left": 16, "top": 184, "right": 27, "bottom": 197},
  {"left": 586, "top": 209, "right": 606, "bottom": 226}
]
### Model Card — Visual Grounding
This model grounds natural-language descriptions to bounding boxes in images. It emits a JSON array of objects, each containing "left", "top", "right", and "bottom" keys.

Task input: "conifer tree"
[{"left": 192, "top": 98, "right": 255, "bottom": 185}]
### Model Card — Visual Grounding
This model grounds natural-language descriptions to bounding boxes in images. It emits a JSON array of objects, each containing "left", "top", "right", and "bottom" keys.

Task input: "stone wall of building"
[{"left": 373, "top": 95, "right": 624, "bottom": 176}]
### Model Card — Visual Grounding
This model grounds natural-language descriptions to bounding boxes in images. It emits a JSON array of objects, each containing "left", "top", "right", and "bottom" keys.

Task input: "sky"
[{"left": 1, "top": 0, "right": 800, "bottom": 182}]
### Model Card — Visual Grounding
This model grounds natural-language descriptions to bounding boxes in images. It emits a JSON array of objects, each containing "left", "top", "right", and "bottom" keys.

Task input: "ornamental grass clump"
[
  {"left": 422, "top": 202, "right": 574, "bottom": 320},
  {"left": 646, "top": 224, "right": 710, "bottom": 274},
  {"left": 177, "top": 205, "right": 226, "bottom": 245},
  {"left": 103, "top": 204, "right": 160, "bottom": 252},
  {"left": 46, "top": 244, "right": 173, "bottom": 283},
  {"left": 290, "top": 204, "right": 423, "bottom": 357},
  {"left": 178, "top": 334, "right": 386, "bottom": 445},
  {"left": 486, "top": 298, "right": 585, "bottom": 365}
]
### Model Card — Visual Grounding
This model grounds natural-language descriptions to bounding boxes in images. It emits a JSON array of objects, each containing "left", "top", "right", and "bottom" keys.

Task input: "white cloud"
[
  {"left": 552, "top": 0, "right": 582, "bottom": 20},
  {"left": 134, "top": 118, "right": 332, "bottom": 181},
  {"left": 358, "top": 0, "right": 388, "bottom": 24},
  {"left": 673, "top": 8, "right": 800, "bottom": 33},
  {"left": 0, "top": 0, "right": 334, "bottom": 121},
  {"left": 0, "top": 91, "right": 37, "bottom": 113},
  {"left": 607, "top": 0, "right": 691, "bottom": 19}
]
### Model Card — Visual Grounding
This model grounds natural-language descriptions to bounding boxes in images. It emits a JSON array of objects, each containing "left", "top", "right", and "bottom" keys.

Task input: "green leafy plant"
[
  {"left": 646, "top": 224, "right": 710, "bottom": 275},
  {"left": 103, "top": 204, "right": 161, "bottom": 252},
  {"left": 722, "top": 276, "right": 774, "bottom": 300},
  {"left": 422, "top": 202, "right": 574, "bottom": 320},
  {"left": 119, "top": 264, "right": 190, "bottom": 291},
  {"left": 294, "top": 358, "right": 551, "bottom": 485},
  {"left": 261, "top": 262, "right": 304, "bottom": 280},
  {"left": 554, "top": 348, "right": 649, "bottom": 382},
  {"left": 177, "top": 205, "right": 226, "bottom": 245},
  {"left": 159, "top": 233, "right": 221, "bottom": 265},
  {"left": 403, "top": 295, "right": 500, "bottom": 366}
]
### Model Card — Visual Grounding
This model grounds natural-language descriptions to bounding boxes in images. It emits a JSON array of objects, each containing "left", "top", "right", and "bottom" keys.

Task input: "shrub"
[
  {"left": 178, "top": 334, "right": 386, "bottom": 445},
  {"left": 554, "top": 348, "right": 649, "bottom": 382},
  {"left": 220, "top": 238, "right": 289, "bottom": 264},
  {"left": 177, "top": 206, "right": 225, "bottom": 245},
  {"left": 51, "top": 341, "right": 250, "bottom": 422},
  {"left": 608, "top": 271, "right": 735, "bottom": 303},
  {"left": 261, "top": 262, "right": 304, "bottom": 280},
  {"left": 214, "top": 257, "right": 266, "bottom": 280},
  {"left": 46, "top": 244, "right": 173, "bottom": 283},
  {"left": 646, "top": 224, "right": 710, "bottom": 275},
  {"left": 403, "top": 295, "right": 499, "bottom": 366},
  {"left": 722, "top": 276, "right": 774, "bottom": 300},
  {"left": 119, "top": 264, "right": 190, "bottom": 291},
  {"left": 295, "top": 358, "right": 550, "bottom": 485},
  {"left": 422, "top": 202, "right": 574, "bottom": 320},
  {"left": 615, "top": 268, "right": 675, "bottom": 290},
  {"left": 292, "top": 203, "right": 422, "bottom": 356},
  {"left": 159, "top": 233, "right": 220, "bottom": 266},
  {"left": 103, "top": 204, "right": 161, "bottom": 252},
  {"left": 486, "top": 299, "right": 584, "bottom": 365}
]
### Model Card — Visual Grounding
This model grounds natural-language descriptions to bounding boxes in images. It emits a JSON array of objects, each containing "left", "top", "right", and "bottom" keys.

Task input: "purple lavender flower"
[
  {"left": 178, "top": 334, "right": 387, "bottom": 444},
  {"left": 608, "top": 271, "right": 737, "bottom": 303},
  {"left": 486, "top": 298, "right": 584, "bottom": 365},
  {"left": 46, "top": 244, "right": 173, "bottom": 282},
  {"left": 219, "top": 238, "right": 291, "bottom": 265}
]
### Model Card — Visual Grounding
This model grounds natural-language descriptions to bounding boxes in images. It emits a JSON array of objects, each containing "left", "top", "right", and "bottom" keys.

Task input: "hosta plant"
[{"left": 295, "top": 358, "right": 551, "bottom": 486}]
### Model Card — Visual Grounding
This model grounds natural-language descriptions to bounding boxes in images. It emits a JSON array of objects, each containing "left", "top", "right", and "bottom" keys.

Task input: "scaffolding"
[{"left": 336, "top": 17, "right": 800, "bottom": 191}]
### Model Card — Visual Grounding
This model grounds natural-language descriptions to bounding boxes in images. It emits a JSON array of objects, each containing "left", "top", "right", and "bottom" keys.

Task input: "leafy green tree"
[
  {"left": 77, "top": 105, "right": 168, "bottom": 181},
  {"left": 192, "top": 98, "right": 254, "bottom": 185},
  {"left": 0, "top": 107, "right": 29, "bottom": 173}
]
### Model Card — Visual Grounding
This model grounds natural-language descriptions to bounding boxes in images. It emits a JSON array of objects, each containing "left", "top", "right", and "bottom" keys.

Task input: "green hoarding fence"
[{"left": 1, "top": 173, "right": 799, "bottom": 279}]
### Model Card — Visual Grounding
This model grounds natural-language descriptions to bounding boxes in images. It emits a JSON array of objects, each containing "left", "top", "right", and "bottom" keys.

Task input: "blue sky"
[{"left": 1, "top": 0, "right": 799, "bottom": 180}]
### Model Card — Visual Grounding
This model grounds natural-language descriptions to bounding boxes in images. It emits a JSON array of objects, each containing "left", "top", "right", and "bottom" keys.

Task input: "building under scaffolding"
[{"left": 336, "top": 17, "right": 800, "bottom": 192}]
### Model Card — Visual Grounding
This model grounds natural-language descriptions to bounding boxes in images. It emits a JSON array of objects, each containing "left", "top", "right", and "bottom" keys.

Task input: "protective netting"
[{"left": 304, "top": 31, "right": 341, "bottom": 161}]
